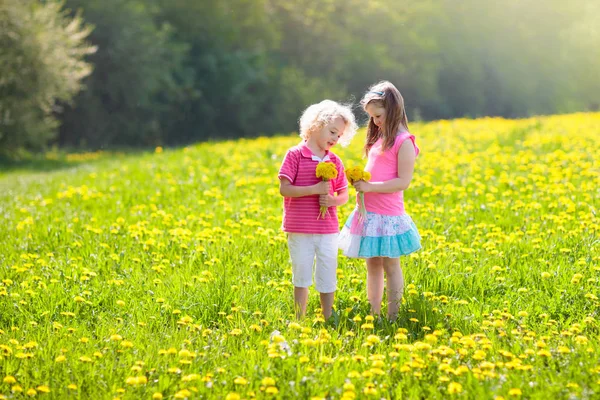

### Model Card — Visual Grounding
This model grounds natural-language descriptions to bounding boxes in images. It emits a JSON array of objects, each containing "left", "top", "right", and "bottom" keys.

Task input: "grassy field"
[{"left": 1, "top": 113, "right": 599, "bottom": 399}]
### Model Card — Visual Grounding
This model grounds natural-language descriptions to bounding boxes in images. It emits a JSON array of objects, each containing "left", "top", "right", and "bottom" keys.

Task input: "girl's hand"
[
  {"left": 319, "top": 194, "right": 335, "bottom": 207},
  {"left": 353, "top": 180, "right": 372, "bottom": 193}
]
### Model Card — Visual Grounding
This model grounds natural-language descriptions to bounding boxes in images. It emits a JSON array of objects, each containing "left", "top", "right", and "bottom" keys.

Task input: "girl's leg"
[
  {"left": 319, "top": 292, "right": 334, "bottom": 320},
  {"left": 383, "top": 257, "right": 404, "bottom": 320},
  {"left": 294, "top": 287, "right": 309, "bottom": 320},
  {"left": 366, "top": 257, "right": 384, "bottom": 315}
]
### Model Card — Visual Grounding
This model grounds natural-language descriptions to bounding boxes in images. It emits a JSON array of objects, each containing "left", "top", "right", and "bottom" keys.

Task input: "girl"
[
  {"left": 339, "top": 81, "right": 421, "bottom": 320},
  {"left": 278, "top": 100, "right": 358, "bottom": 320}
]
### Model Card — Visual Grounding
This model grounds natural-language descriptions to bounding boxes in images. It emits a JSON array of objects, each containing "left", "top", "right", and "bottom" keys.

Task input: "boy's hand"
[
  {"left": 312, "top": 181, "right": 330, "bottom": 195},
  {"left": 319, "top": 194, "right": 336, "bottom": 208}
]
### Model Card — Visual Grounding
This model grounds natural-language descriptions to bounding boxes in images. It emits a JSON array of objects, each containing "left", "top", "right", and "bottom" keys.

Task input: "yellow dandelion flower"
[
  {"left": 315, "top": 161, "right": 338, "bottom": 218},
  {"left": 425, "top": 334, "right": 438, "bottom": 344},
  {"left": 288, "top": 322, "right": 302, "bottom": 330},
  {"left": 266, "top": 386, "right": 279, "bottom": 395},
  {"left": 234, "top": 377, "right": 248, "bottom": 385},
  {"left": 347, "top": 370, "right": 361, "bottom": 378},
  {"left": 575, "top": 335, "right": 588, "bottom": 345},
  {"left": 342, "top": 392, "right": 356, "bottom": 400},
  {"left": 125, "top": 376, "right": 147, "bottom": 386},
  {"left": 536, "top": 349, "right": 551, "bottom": 358},
  {"left": 557, "top": 346, "right": 571, "bottom": 354},
  {"left": 182, "top": 374, "right": 201, "bottom": 382},
  {"left": 448, "top": 382, "right": 463, "bottom": 394},
  {"left": 261, "top": 377, "right": 276, "bottom": 386},
  {"left": 316, "top": 162, "right": 338, "bottom": 180},
  {"left": 174, "top": 389, "right": 191, "bottom": 399},
  {"left": 363, "top": 384, "right": 377, "bottom": 396},
  {"left": 585, "top": 293, "right": 598, "bottom": 300},
  {"left": 414, "top": 342, "right": 432, "bottom": 351},
  {"left": 508, "top": 388, "right": 522, "bottom": 396},
  {"left": 366, "top": 335, "right": 380, "bottom": 345},
  {"left": 319, "top": 356, "right": 334, "bottom": 364},
  {"left": 36, "top": 385, "right": 50, "bottom": 393},
  {"left": 299, "top": 356, "right": 310, "bottom": 363}
]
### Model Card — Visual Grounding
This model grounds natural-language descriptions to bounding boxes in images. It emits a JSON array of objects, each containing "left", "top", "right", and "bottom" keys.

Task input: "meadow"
[{"left": 1, "top": 113, "right": 599, "bottom": 399}]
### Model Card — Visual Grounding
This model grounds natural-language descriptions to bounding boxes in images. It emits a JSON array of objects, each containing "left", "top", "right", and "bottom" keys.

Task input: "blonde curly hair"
[{"left": 298, "top": 100, "right": 358, "bottom": 147}]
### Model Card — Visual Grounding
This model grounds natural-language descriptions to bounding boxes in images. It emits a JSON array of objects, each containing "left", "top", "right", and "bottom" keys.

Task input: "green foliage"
[
  {"left": 2, "top": 0, "right": 600, "bottom": 151},
  {"left": 155, "top": 0, "right": 345, "bottom": 142},
  {"left": 0, "top": 0, "right": 94, "bottom": 154},
  {"left": 59, "top": 0, "right": 192, "bottom": 148}
]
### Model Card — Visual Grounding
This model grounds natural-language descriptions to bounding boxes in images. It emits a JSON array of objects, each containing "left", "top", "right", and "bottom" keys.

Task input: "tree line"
[{"left": 1, "top": 0, "right": 598, "bottom": 154}]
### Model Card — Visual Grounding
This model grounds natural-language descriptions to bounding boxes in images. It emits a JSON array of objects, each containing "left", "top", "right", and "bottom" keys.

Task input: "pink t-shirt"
[
  {"left": 363, "top": 132, "right": 419, "bottom": 216},
  {"left": 278, "top": 142, "right": 348, "bottom": 234}
]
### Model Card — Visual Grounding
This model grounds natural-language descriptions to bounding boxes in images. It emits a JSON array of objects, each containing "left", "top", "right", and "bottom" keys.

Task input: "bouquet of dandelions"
[
  {"left": 345, "top": 166, "right": 371, "bottom": 222},
  {"left": 315, "top": 161, "right": 338, "bottom": 219}
]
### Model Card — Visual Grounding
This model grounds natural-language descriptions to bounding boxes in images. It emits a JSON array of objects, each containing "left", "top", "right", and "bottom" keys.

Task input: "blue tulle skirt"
[{"left": 339, "top": 209, "right": 421, "bottom": 258}]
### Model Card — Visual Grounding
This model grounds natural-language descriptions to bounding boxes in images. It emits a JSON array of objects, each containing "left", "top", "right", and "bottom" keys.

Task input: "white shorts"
[{"left": 287, "top": 233, "right": 338, "bottom": 293}]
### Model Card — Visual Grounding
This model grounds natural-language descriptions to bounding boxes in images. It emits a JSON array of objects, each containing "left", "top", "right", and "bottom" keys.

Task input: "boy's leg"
[
  {"left": 382, "top": 257, "right": 404, "bottom": 320},
  {"left": 315, "top": 233, "right": 338, "bottom": 320},
  {"left": 366, "top": 257, "right": 384, "bottom": 316},
  {"left": 287, "top": 233, "right": 316, "bottom": 320},
  {"left": 294, "top": 287, "right": 309, "bottom": 320},
  {"left": 319, "top": 292, "right": 334, "bottom": 320}
]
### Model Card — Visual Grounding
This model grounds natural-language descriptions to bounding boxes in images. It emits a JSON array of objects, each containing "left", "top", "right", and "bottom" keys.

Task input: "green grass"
[{"left": 1, "top": 113, "right": 599, "bottom": 399}]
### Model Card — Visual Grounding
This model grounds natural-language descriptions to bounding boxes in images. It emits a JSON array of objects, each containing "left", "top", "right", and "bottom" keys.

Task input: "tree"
[
  {"left": 0, "top": 0, "right": 94, "bottom": 155},
  {"left": 59, "top": 0, "right": 192, "bottom": 148}
]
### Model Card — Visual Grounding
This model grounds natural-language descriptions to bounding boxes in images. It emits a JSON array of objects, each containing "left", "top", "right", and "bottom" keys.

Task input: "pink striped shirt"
[{"left": 278, "top": 142, "right": 348, "bottom": 233}]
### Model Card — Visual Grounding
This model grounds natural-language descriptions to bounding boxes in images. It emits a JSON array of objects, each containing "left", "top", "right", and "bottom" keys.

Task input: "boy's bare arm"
[{"left": 279, "top": 179, "right": 330, "bottom": 197}]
